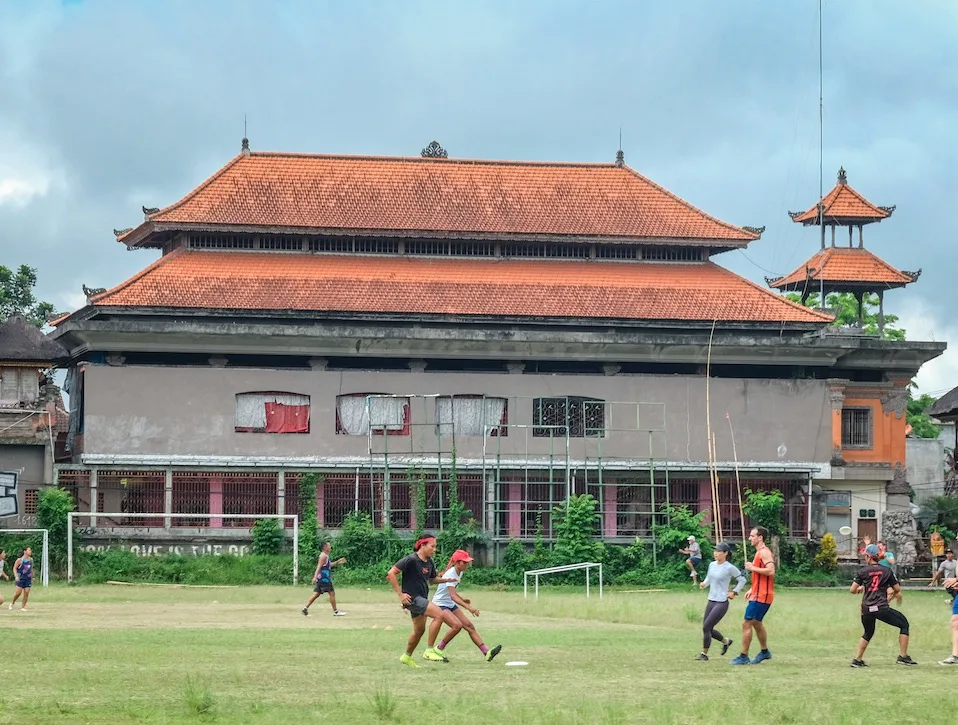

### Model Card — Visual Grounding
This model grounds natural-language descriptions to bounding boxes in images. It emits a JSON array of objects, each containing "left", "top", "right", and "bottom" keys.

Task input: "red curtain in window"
[{"left": 265, "top": 403, "right": 310, "bottom": 433}]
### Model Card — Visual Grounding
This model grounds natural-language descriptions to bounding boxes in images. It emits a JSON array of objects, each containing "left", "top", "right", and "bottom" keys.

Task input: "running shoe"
[
  {"left": 896, "top": 655, "right": 917, "bottom": 666},
  {"left": 750, "top": 650, "right": 772, "bottom": 665},
  {"left": 850, "top": 659, "right": 868, "bottom": 668},
  {"left": 333, "top": 610, "right": 346, "bottom": 616},
  {"left": 485, "top": 645, "right": 502, "bottom": 662},
  {"left": 729, "top": 654, "right": 751, "bottom": 665},
  {"left": 696, "top": 653, "right": 709, "bottom": 661},
  {"left": 938, "top": 655, "right": 958, "bottom": 666},
  {"left": 400, "top": 654, "right": 419, "bottom": 668},
  {"left": 720, "top": 639, "right": 733, "bottom": 656},
  {"left": 422, "top": 648, "right": 449, "bottom": 662},
  {"left": 301, "top": 607, "right": 309, "bottom": 616}
]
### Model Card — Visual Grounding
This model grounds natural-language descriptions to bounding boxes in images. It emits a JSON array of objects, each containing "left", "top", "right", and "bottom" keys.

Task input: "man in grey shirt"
[{"left": 929, "top": 550, "right": 958, "bottom": 599}]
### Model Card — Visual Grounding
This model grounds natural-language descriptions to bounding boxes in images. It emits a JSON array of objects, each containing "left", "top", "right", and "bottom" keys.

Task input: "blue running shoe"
[
  {"left": 751, "top": 650, "right": 772, "bottom": 665},
  {"left": 729, "top": 654, "right": 751, "bottom": 665}
]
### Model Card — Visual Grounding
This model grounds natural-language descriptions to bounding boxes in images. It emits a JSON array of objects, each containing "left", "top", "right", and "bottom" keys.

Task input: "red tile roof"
[
  {"left": 120, "top": 153, "right": 760, "bottom": 247},
  {"left": 790, "top": 168, "right": 893, "bottom": 225},
  {"left": 70, "top": 249, "right": 830, "bottom": 325},
  {"left": 768, "top": 247, "right": 917, "bottom": 290}
]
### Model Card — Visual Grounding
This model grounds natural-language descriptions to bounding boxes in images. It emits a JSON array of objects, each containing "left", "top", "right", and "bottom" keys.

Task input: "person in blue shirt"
[
  {"left": 9, "top": 547, "right": 34, "bottom": 612},
  {"left": 301, "top": 541, "right": 347, "bottom": 617}
]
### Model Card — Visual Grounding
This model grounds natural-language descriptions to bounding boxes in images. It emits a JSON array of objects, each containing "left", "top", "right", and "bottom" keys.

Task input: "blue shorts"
[
  {"left": 15, "top": 579, "right": 31, "bottom": 590},
  {"left": 744, "top": 601, "right": 771, "bottom": 622},
  {"left": 439, "top": 604, "right": 458, "bottom": 612},
  {"left": 952, "top": 596, "right": 958, "bottom": 617}
]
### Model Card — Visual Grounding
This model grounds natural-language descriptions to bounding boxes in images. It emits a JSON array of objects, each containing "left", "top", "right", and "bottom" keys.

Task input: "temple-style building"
[{"left": 43, "top": 144, "right": 945, "bottom": 557}]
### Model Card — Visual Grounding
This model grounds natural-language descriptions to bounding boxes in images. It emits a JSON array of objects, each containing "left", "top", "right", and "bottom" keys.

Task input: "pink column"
[
  {"left": 603, "top": 483, "right": 617, "bottom": 538},
  {"left": 210, "top": 475, "right": 223, "bottom": 528},
  {"left": 508, "top": 482, "right": 522, "bottom": 537},
  {"left": 316, "top": 479, "right": 325, "bottom": 527},
  {"left": 697, "top": 479, "right": 712, "bottom": 525}
]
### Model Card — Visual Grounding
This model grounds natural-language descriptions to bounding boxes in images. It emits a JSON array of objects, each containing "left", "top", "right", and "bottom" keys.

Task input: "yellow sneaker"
[
  {"left": 400, "top": 654, "right": 419, "bottom": 668},
  {"left": 422, "top": 648, "right": 449, "bottom": 662}
]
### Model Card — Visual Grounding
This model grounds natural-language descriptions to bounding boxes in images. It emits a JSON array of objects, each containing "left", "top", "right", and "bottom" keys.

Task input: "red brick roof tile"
[
  {"left": 74, "top": 249, "right": 829, "bottom": 325},
  {"left": 768, "top": 247, "right": 917, "bottom": 290},
  {"left": 790, "top": 168, "right": 893, "bottom": 225},
  {"left": 121, "top": 153, "right": 760, "bottom": 247}
]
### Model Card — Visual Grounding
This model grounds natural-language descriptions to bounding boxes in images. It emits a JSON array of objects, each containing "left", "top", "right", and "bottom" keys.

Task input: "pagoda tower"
[{"left": 767, "top": 167, "right": 919, "bottom": 335}]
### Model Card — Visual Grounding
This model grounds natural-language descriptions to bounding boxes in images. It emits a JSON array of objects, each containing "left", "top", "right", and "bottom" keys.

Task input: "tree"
[
  {"left": 907, "top": 391, "right": 940, "bottom": 439},
  {"left": 0, "top": 265, "right": 57, "bottom": 328},
  {"left": 784, "top": 291, "right": 904, "bottom": 341}
]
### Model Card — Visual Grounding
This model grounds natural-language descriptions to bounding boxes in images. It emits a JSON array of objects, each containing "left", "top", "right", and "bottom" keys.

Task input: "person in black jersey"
[
  {"left": 849, "top": 544, "right": 916, "bottom": 667},
  {"left": 386, "top": 536, "right": 457, "bottom": 668}
]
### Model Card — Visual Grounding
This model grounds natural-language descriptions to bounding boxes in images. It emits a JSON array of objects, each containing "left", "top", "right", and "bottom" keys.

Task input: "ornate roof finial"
[
  {"left": 838, "top": 166, "right": 847, "bottom": 185},
  {"left": 241, "top": 137, "right": 251, "bottom": 157},
  {"left": 421, "top": 141, "right": 448, "bottom": 158},
  {"left": 615, "top": 149, "right": 625, "bottom": 167}
]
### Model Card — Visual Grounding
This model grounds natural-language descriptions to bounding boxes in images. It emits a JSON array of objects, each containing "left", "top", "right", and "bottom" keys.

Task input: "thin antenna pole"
[
  {"left": 244, "top": 114, "right": 247, "bottom": 139},
  {"left": 818, "top": 0, "right": 826, "bottom": 309}
]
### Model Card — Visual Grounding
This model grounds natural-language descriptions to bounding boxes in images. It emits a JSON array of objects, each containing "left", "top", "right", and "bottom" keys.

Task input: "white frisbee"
[
  {"left": 838, "top": 526, "right": 853, "bottom": 536},
  {"left": 505, "top": 661, "right": 529, "bottom": 667}
]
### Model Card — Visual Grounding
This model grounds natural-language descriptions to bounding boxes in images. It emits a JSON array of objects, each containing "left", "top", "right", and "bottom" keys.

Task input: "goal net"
[
  {"left": 0, "top": 529, "right": 49, "bottom": 588},
  {"left": 67, "top": 513, "right": 299, "bottom": 585},
  {"left": 523, "top": 562, "right": 603, "bottom": 600}
]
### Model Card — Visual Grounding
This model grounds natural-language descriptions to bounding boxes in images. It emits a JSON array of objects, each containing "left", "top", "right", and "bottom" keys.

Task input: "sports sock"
[
  {"left": 437, "top": 640, "right": 447, "bottom": 650},
  {"left": 479, "top": 644, "right": 488, "bottom": 655}
]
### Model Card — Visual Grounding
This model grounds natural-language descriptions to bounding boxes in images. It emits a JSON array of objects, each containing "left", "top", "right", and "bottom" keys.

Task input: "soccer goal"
[
  {"left": 67, "top": 513, "right": 299, "bottom": 584},
  {"left": 0, "top": 529, "right": 50, "bottom": 588},
  {"left": 523, "top": 562, "right": 603, "bottom": 601}
]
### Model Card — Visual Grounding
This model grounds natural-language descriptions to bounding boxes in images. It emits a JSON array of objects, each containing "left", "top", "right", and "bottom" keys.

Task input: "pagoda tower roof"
[
  {"left": 767, "top": 247, "right": 919, "bottom": 295},
  {"left": 789, "top": 168, "right": 895, "bottom": 226}
]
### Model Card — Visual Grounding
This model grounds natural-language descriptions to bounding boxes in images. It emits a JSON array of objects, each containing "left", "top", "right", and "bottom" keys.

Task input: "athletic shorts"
[
  {"left": 15, "top": 579, "right": 31, "bottom": 590},
  {"left": 404, "top": 595, "right": 430, "bottom": 618},
  {"left": 438, "top": 604, "right": 458, "bottom": 612},
  {"left": 313, "top": 581, "right": 334, "bottom": 594},
  {"left": 952, "top": 595, "right": 958, "bottom": 617},
  {"left": 689, "top": 557, "right": 702, "bottom": 567},
  {"left": 744, "top": 601, "right": 771, "bottom": 621}
]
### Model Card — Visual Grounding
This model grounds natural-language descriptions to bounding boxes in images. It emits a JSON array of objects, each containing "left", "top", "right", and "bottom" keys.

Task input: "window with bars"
[
  {"left": 23, "top": 489, "right": 38, "bottom": 515},
  {"left": 448, "top": 241, "right": 496, "bottom": 257},
  {"left": 641, "top": 246, "right": 703, "bottom": 262},
  {"left": 309, "top": 236, "right": 353, "bottom": 253},
  {"left": 501, "top": 243, "right": 588, "bottom": 259},
  {"left": 354, "top": 237, "right": 399, "bottom": 254},
  {"left": 406, "top": 240, "right": 449, "bottom": 256},
  {"left": 532, "top": 397, "right": 606, "bottom": 438},
  {"left": 260, "top": 236, "right": 303, "bottom": 251},
  {"left": 595, "top": 245, "right": 638, "bottom": 260},
  {"left": 841, "top": 408, "right": 873, "bottom": 449},
  {"left": 188, "top": 234, "right": 255, "bottom": 249}
]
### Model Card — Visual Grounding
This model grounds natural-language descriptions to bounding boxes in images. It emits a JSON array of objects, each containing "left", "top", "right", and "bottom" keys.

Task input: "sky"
[{"left": 0, "top": 0, "right": 956, "bottom": 396}]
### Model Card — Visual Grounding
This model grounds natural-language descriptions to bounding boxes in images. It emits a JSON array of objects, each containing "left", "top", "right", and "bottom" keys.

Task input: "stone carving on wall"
[
  {"left": 881, "top": 387, "right": 908, "bottom": 419},
  {"left": 886, "top": 462, "right": 911, "bottom": 495},
  {"left": 881, "top": 510, "right": 921, "bottom": 566},
  {"left": 828, "top": 388, "right": 845, "bottom": 410}
]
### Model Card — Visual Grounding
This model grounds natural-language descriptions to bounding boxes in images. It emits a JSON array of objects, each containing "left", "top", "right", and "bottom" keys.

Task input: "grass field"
[{"left": 3, "top": 582, "right": 956, "bottom": 724}]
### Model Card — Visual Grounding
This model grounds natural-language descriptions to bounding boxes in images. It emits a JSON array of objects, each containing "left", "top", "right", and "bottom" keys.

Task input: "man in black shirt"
[
  {"left": 387, "top": 536, "right": 456, "bottom": 668},
  {"left": 849, "top": 544, "right": 916, "bottom": 667}
]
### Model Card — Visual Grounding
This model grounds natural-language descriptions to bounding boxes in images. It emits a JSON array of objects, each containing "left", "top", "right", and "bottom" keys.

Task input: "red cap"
[{"left": 450, "top": 549, "right": 474, "bottom": 563}]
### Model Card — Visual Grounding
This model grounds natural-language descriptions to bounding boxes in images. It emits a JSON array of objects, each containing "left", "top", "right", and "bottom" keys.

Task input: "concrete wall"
[
  {"left": 0, "top": 444, "right": 45, "bottom": 527},
  {"left": 81, "top": 365, "right": 833, "bottom": 463},
  {"left": 907, "top": 437, "right": 946, "bottom": 504}
]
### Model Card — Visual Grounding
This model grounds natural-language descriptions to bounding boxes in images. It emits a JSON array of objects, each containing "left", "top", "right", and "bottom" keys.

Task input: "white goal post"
[
  {"left": 0, "top": 529, "right": 49, "bottom": 588},
  {"left": 67, "top": 513, "right": 299, "bottom": 585},
  {"left": 523, "top": 562, "right": 603, "bottom": 601}
]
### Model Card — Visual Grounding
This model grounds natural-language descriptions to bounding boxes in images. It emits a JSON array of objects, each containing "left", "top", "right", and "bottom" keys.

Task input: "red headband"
[{"left": 414, "top": 537, "right": 435, "bottom": 551}]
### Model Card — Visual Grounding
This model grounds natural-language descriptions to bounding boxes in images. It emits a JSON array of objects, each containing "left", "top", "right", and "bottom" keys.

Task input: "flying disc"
[
  {"left": 505, "top": 661, "right": 529, "bottom": 667},
  {"left": 838, "top": 526, "right": 853, "bottom": 535}
]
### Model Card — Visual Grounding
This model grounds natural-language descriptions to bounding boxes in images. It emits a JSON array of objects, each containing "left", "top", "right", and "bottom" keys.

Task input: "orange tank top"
[{"left": 750, "top": 549, "right": 775, "bottom": 604}]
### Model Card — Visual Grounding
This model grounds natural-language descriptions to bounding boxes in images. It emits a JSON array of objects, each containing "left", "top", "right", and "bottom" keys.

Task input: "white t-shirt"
[{"left": 432, "top": 566, "right": 462, "bottom": 608}]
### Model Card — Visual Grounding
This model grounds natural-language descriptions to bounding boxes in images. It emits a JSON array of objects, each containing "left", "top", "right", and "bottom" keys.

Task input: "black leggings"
[
  {"left": 861, "top": 607, "right": 909, "bottom": 641},
  {"left": 703, "top": 600, "right": 729, "bottom": 649}
]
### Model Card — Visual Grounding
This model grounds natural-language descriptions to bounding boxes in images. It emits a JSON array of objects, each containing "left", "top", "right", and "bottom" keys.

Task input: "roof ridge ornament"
[
  {"left": 241, "top": 137, "right": 251, "bottom": 157},
  {"left": 113, "top": 227, "right": 133, "bottom": 238},
  {"left": 742, "top": 225, "right": 765, "bottom": 237},
  {"left": 421, "top": 141, "right": 448, "bottom": 158},
  {"left": 838, "top": 166, "right": 847, "bottom": 185}
]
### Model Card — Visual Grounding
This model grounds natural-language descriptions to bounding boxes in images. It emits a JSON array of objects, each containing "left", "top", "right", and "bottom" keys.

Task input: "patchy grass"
[{"left": 2, "top": 583, "right": 955, "bottom": 724}]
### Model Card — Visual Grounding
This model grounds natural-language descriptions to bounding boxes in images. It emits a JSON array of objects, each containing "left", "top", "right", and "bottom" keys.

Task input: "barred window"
[
  {"left": 532, "top": 396, "right": 606, "bottom": 438},
  {"left": 841, "top": 408, "right": 872, "bottom": 449}
]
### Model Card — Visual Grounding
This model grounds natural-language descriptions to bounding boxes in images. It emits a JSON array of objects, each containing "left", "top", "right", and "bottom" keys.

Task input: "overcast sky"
[{"left": 1, "top": 0, "right": 955, "bottom": 396}]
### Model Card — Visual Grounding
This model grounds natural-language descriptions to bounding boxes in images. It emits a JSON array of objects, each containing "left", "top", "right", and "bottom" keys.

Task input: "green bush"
[
  {"left": 37, "top": 486, "right": 75, "bottom": 574},
  {"left": 334, "top": 511, "right": 408, "bottom": 569},
  {"left": 73, "top": 551, "right": 296, "bottom": 585},
  {"left": 297, "top": 474, "right": 320, "bottom": 567},
  {"left": 813, "top": 533, "right": 839, "bottom": 573},
  {"left": 552, "top": 494, "right": 603, "bottom": 566},
  {"left": 742, "top": 488, "right": 786, "bottom": 539},
  {"left": 251, "top": 518, "right": 283, "bottom": 556}
]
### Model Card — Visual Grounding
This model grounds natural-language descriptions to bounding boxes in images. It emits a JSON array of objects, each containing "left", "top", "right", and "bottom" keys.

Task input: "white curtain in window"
[
  {"left": 337, "top": 395, "right": 408, "bottom": 435},
  {"left": 436, "top": 396, "right": 506, "bottom": 437},
  {"left": 235, "top": 393, "right": 309, "bottom": 428}
]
